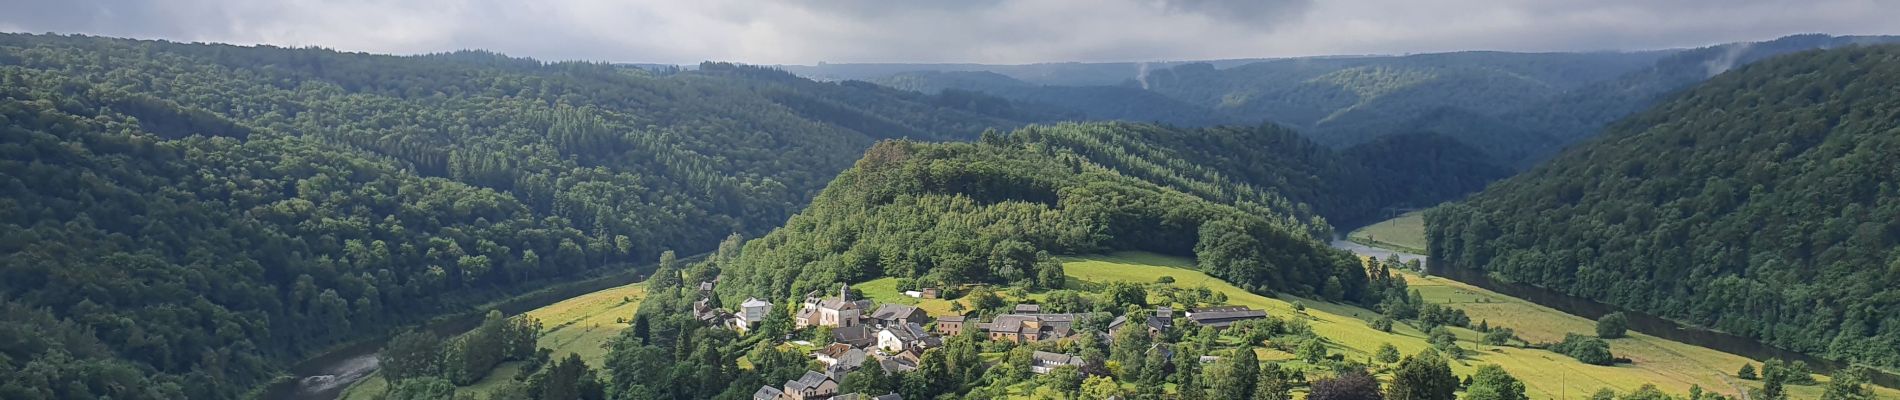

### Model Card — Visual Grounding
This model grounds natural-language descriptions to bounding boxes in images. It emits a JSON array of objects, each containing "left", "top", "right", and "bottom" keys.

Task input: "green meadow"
[
  {"left": 1347, "top": 210, "right": 1429, "bottom": 254},
  {"left": 1057, "top": 252, "right": 1896, "bottom": 399},
  {"left": 340, "top": 282, "right": 647, "bottom": 399}
]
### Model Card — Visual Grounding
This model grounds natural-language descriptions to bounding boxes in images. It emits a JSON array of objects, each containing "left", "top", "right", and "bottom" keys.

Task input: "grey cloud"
[
  {"left": 1157, "top": 0, "right": 1314, "bottom": 24},
  {"left": 9, "top": 0, "right": 230, "bottom": 38},
  {"left": 1, "top": 0, "right": 1895, "bottom": 65}
]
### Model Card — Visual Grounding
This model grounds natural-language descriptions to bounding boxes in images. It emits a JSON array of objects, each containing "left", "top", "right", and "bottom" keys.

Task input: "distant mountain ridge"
[{"left": 842, "top": 34, "right": 1900, "bottom": 169}]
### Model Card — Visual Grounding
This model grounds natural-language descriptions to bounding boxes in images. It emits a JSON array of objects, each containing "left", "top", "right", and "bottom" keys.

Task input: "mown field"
[
  {"left": 1059, "top": 252, "right": 1898, "bottom": 399},
  {"left": 339, "top": 282, "right": 648, "bottom": 399},
  {"left": 1346, "top": 210, "right": 1428, "bottom": 254},
  {"left": 855, "top": 276, "right": 1049, "bottom": 317}
]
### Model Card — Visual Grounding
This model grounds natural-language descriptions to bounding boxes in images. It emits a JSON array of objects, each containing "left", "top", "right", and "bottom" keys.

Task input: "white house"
[
  {"left": 736, "top": 297, "right": 773, "bottom": 330},
  {"left": 875, "top": 322, "right": 940, "bottom": 353},
  {"left": 1030, "top": 351, "right": 1085, "bottom": 374}
]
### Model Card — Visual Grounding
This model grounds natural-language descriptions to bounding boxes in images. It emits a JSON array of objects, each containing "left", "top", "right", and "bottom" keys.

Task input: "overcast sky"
[{"left": 4, "top": 0, "right": 1896, "bottom": 65}]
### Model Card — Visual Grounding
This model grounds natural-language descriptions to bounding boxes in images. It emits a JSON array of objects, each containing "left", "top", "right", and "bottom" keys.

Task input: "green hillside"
[
  {"left": 1004, "top": 123, "right": 1510, "bottom": 229},
  {"left": 712, "top": 131, "right": 1370, "bottom": 303},
  {"left": 1488, "top": 33, "right": 1900, "bottom": 166},
  {"left": 0, "top": 33, "right": 1034, "bottom": 399},
  {"left": 1428, "top": 44, "right": 1900, "bottom": 369},
  {"left": 1139, "top": 51, "right": 1668, "bottom": 147},
  {"left": 711, "top": 120, "right": 1510, "bottom": 302}
]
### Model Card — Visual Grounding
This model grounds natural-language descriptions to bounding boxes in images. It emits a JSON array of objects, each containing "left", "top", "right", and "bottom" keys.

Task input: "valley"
[
  {"left": 3, "top": 27, "right": 1898, "bottom": 400},
  {"left": 341, "top": 246, "right": 1900, "bottom": 399}
]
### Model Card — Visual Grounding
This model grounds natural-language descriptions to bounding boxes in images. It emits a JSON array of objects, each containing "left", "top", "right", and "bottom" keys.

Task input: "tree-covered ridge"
[
  {"left": 0, "top": 34, "right": 1037, "bottom": 255},
  {"left": 1427, "top": 44, "right": 1900, "bottom": 368},
  {"left": 1489, "top": 33, "right": 1900, "bottom": 166},
  {"left": 0, "top": 33, "right": 1037, "bottom": 399},
  {"left": 0, "top": 83, "right": 602, "bottom": 398},
  {"left": 693, "top": 63, "right": 1056, "bottom": 140},
  {"left": 714, "top": 128, "right": 1377, "bottom": 307},
  {"left": 1138, "top": 50, "right": 1670, "bottom": 146},
  {"left": 872, "top": 71, "right": 1246, "bottom": 127},
  {"left": 1005, "top": 123, "right": 1511, "bottom": 230}
]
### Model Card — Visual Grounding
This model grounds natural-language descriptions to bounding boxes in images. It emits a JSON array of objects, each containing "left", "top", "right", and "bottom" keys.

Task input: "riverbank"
[
  {"left": 1345, "top": 210, "right": 1429, "bottom": 255},
  {"left": 338, "top": 281, "right": 650, "bottom": 400},
  {"left": 258, "top": 253, "right": 699, "bottom": 400}
]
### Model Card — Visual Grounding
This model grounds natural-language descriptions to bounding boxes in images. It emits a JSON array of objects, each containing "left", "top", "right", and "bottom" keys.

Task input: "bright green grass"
[
  {"left": 856, "top": 276, "right": 1048, "bottom": 317},
  {"left": 1347, "top": 210, "right": 1428, "bottom": 254},
  {"left": 339, "top": 282, "right": 648, "bottom": 399},
  {"left": 337, "top": 373, "right": 387, "bottom": 400},
  {"left": 1060, "top": 251, "right": 1898, "bottom": 399},
  {"left": 523, "top": 282, "right": 647, "bottom": 368}
]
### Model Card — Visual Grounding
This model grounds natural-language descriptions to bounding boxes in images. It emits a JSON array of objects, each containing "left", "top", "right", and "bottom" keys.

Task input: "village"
[{"left": 689, "top": 282, "right": 1272, "bottom": 400}]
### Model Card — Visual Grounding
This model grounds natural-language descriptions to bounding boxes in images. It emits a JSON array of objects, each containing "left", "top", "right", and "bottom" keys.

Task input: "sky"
[{"left": 3, "top": 0, "right": 1897, "bottom": 65}]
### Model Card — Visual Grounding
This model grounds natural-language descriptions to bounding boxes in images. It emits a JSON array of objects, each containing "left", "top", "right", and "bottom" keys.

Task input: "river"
[
  {"left": 258, "top": 258, "right": 674, "bottom": 400},
  {"left": 1326, "top": 239, "right": 1899, "bottom": 389}
]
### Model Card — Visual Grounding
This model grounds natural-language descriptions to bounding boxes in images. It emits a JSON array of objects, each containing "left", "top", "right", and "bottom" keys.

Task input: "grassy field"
[
  {"left": 1060, "top": 252, "right": 1898, "bottom": 399},
  {"left": 1347, "top": 210, "right": 1428, "bottom": 254},
  {"left": 855, "top": 276, "right": 1048, "bottom": 317},
  {"left": 339, "top": 282, "right": 647, "bottom": 400},
  {"left": 524, "top": 281, "right": 648, "bottom": 367}
]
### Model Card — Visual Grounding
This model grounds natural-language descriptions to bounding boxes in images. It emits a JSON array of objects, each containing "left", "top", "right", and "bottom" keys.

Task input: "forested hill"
[
  {"left": 713, "top": 121, "right": 1506, "bottom": 305},
  {"left": 712, "top": 132, "right": 1369, "bottom": 305},
  {"left": 1426, "top": 44, "right": 1900, "bottom": 368},
  {"left": 1001, "top": 123, "right": 1510, "bottom": 230},
  {"left": 1487, "top": 33, "right": 1900, "bottom": 166},
  {"left": 0, "top": 33, "right": 1039, "bottom": 399}
]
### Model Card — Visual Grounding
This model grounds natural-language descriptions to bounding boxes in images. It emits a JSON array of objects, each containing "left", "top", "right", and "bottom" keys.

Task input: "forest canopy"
[
  {"left": 0, "top": 33, "right": 1036, "bottom": 399},
  {"left": 1428, "top": 44, "right": 1900, "bottom": 369}
]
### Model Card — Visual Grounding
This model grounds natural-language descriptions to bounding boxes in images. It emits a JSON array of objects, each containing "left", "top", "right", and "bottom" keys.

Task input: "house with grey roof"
[
  {"left": 1030, "top": 351, "right": 1086, "bottom": 374},
  {"left": 975, "top": 313, "right": 1081, "bottom": 343},
  {"left": 867, "top": 304, "right": 927, "bottom": 327},
  {"left": 832, "top": 325, "right": 876, "bottom": 348},
  {"left": 694, "top": 299, "right": 733, "bottom": 326},
  {"left": 753, "top": 385, "right": 785, "bottom": 400},
  {"left": 1108, "top": 306, "right": 1174, "bottom": 336},
  {"left": 934, "top": 315, "right": 967, "bottom": 336},
  {"left": 815, "top": 343, "right": 868, "bottom": 377},
  {"left": 874, "top": 348, "right": 922, "bottom": 373},
  {"left": 736, "top": 297, "right": 773, "bottom": 331},
  {"left": 798, "top": 284, "right": 873, "bottom": 329},
  {"left": 875, "top": 322, "right": 941, "bottom": 352},
  {"left": 782, "top": 371, "right": 838, "bottom": 400},
  {"left": 1184, "top": 305, "right": 1266, "bottom": 329}
]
